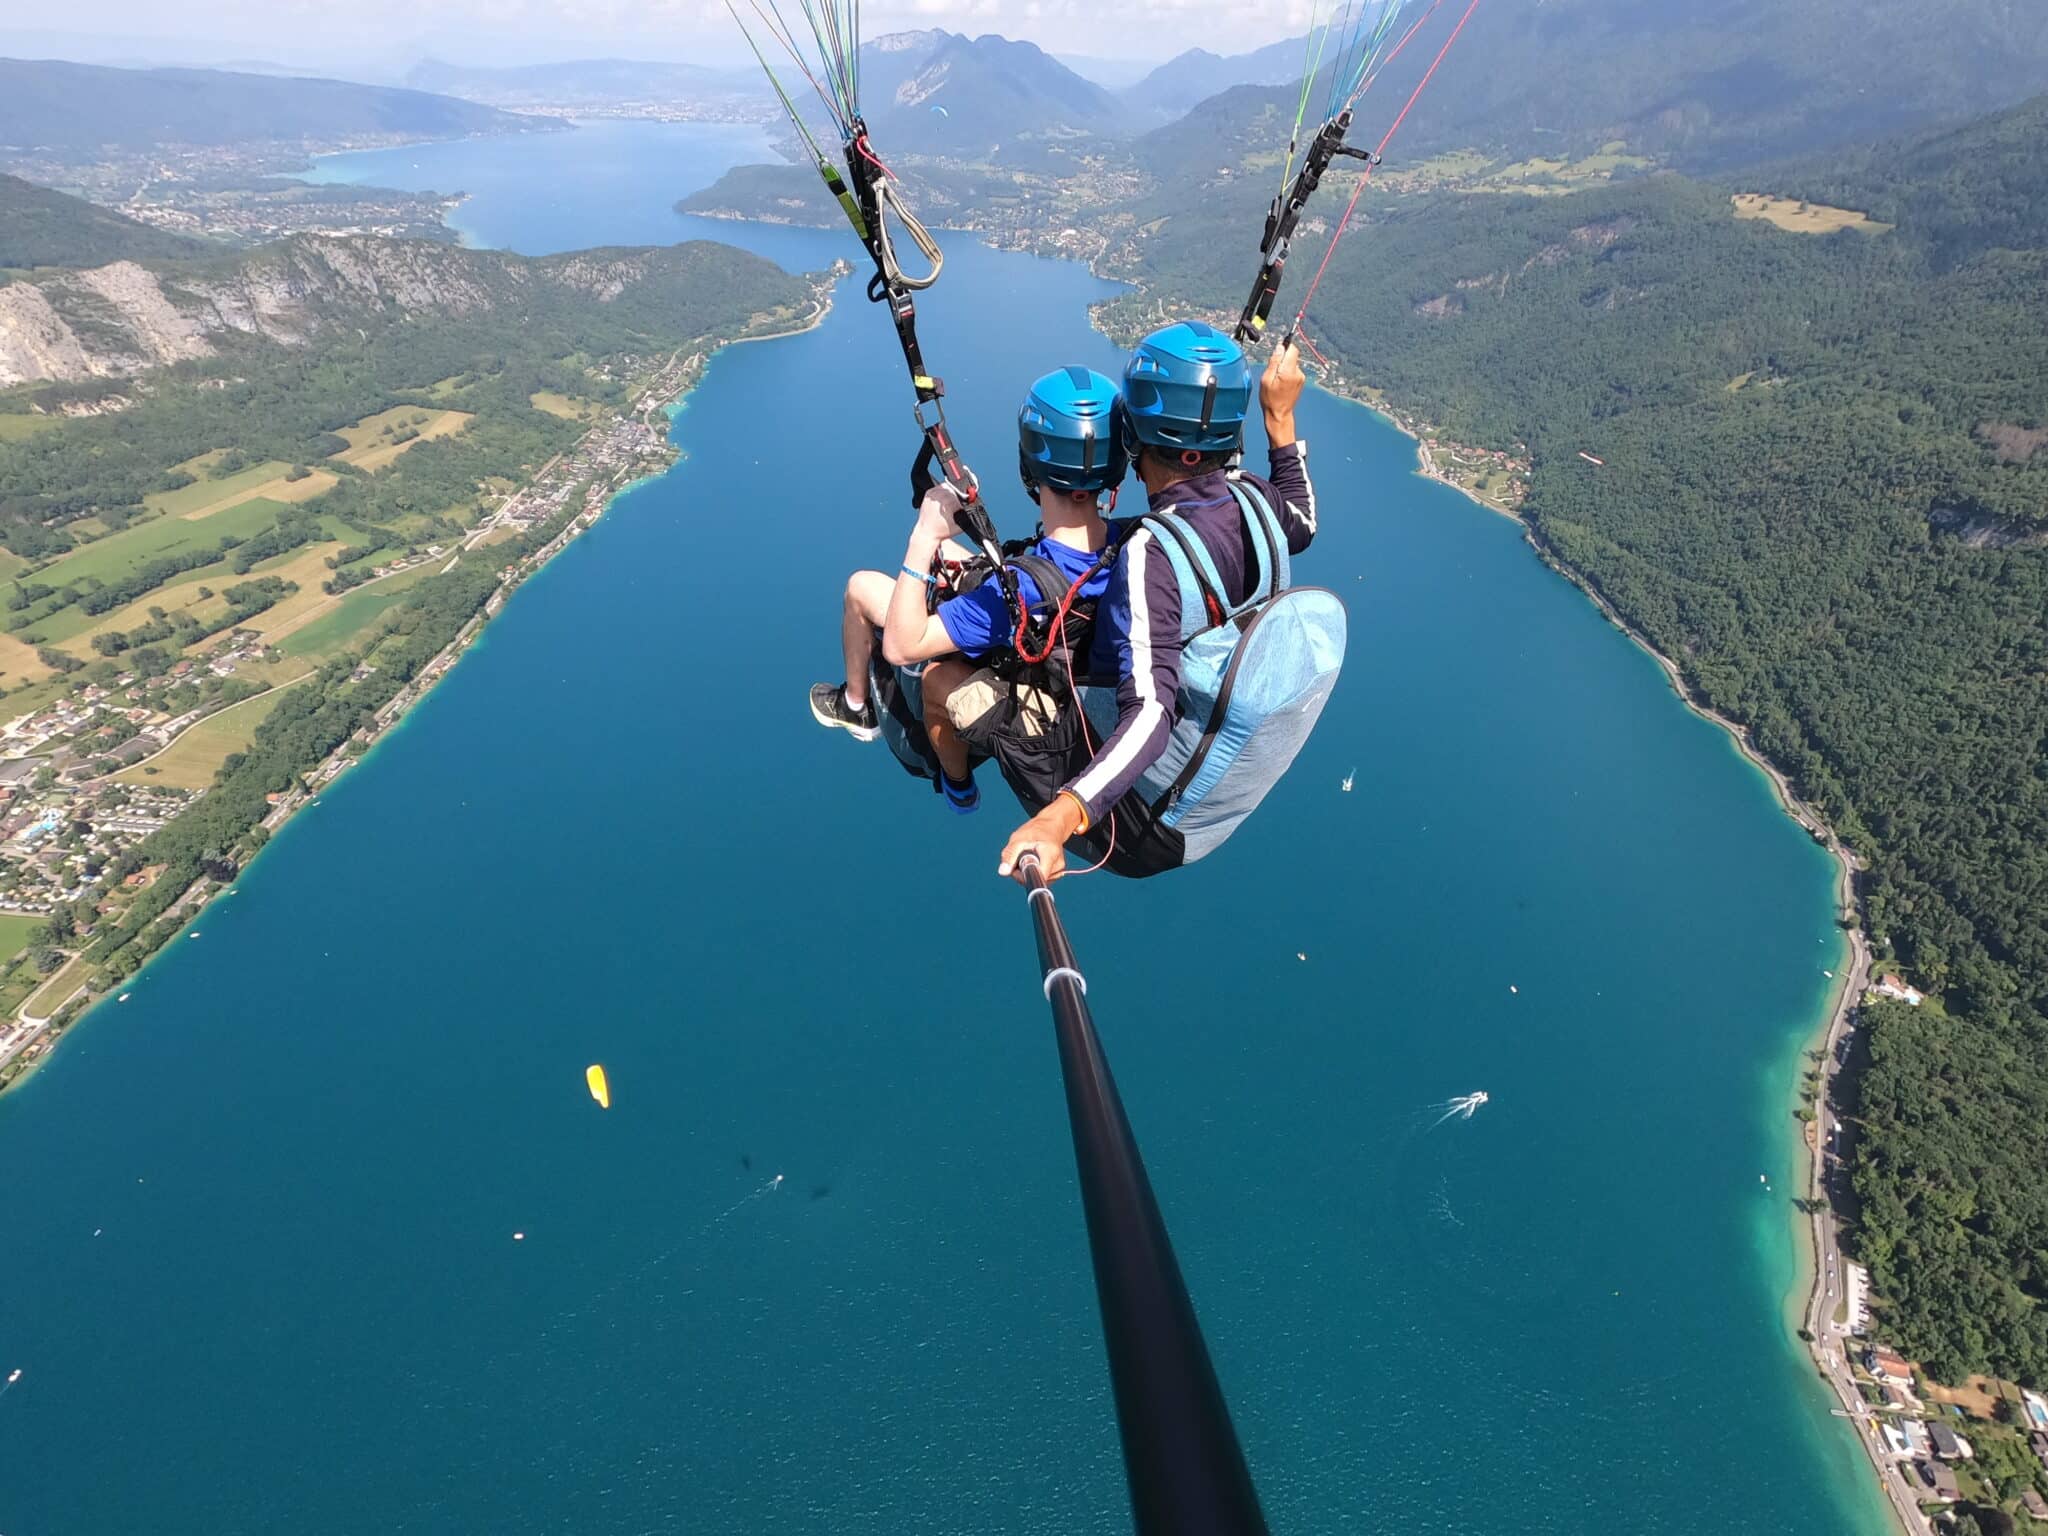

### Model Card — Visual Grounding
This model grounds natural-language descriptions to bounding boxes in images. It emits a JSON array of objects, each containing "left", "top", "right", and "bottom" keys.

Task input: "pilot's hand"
[
  {"left": 1260, "top": 339, "right": 1306, "bottom": 418},
  {"left": 916, "top": 483, "right": 964, "bottom": 541},
  {"left": 998, "top": 795, "right": 1086, "bottom": 884}
]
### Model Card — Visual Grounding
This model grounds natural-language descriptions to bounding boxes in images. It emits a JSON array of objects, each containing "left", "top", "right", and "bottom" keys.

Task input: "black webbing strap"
[
  {"left": 841, "top": 117, "right": 1017, "bottom": 619},
  {"left": 1234, "top": 109, "right": 1380, "bottom": 345}
]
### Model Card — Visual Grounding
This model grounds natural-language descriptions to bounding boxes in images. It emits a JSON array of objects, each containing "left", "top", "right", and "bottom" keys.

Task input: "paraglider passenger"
[
  {"left": 810, "top": 367, "right": 1129, "bottom": 813},
  {"left": 997, "top": 326, "right": 1313, "bottom": 878}
]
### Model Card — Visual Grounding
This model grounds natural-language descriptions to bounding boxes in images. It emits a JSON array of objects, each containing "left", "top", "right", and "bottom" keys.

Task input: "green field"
[
  {"left": 330, "top": 406, "right": 472, "bottom": 471},
  {"left": 14, "top": 500, "right": 292, "bottom": 645},
  {"left": 278, "top": 563, "right": 443, "bottom": 660},
  {"left": 0, "top": 414, "right": 64, "bottom": 443},
  {"left": 23, "top": 952, "right": 91, "bottom": 1020},
  {"left": 34, "top": 499, "right": 285, "bottom": 593},
  {"left": 143, "top": 459, "right": 293, "bottom": 518},
  {"left": 530, "top": 391, "right": 601, "bottom": 422},
  {"left": 0, "top": 913, "right": 43, "bottom": 964},
  {"left": 117, "top": 685, "right": 297, "bottom": 790},
  {"left": 1731, "top": 193, "right": 1893, "bottom": 235}
]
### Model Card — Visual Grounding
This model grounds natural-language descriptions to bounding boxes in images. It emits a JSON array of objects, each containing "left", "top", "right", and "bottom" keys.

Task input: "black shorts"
[{"left": 871, "top": 656, "right": 1186, "bottom": 878}]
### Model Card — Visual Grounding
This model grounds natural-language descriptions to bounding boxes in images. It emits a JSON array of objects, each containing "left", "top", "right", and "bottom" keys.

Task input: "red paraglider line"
[{"left": 1294, "top": 0, "right": 1482, "bottom": 335}]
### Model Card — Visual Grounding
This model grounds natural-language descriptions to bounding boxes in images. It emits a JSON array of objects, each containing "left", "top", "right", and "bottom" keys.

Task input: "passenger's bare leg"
[
  {"left": 921, "top": 656, "right": 975, "bottom": 782},
  {"left": 840, "top": 570, "right": 895, "bottom": 709}
]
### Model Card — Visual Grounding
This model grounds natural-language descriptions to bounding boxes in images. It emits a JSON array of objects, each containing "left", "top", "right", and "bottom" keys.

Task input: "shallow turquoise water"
[{"left": 0, "top": 124, "right": 1891, "bottom": 1533}]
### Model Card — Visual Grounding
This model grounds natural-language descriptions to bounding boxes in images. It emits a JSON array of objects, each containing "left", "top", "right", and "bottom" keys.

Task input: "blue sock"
[{"left": 940, "top": 770, "right": 979, "bottom": 814}]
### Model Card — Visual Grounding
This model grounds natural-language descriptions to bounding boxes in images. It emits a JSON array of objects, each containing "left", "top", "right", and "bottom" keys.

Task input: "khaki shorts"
[{"left": 945, "top": 668, "right": 1062, "bottom": 743}]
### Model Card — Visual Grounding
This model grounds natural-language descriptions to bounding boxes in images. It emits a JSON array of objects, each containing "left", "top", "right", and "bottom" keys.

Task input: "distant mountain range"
[
  {"left": 693, "top": 0, "right": 2048, "bottom": 176},
  {"left": 1122, "top": 0, "right": 2048, "bottom": 181},
  {"left": 866, "top": 32, "right": 1126, "bottom": 148},
  {"left": 1120, "top": 38, "right": 1309, "bottom": 126},
  {"left": 403, "top": 57, "right": 765, "bottom": 109},
  {"left": 1334, "top": 0, "right": 2048, "bottom": 169},
  {"left": 0, "top": 58, "right": 548, "bottom": 157},
  {"left": 1054, "top": 54, "right": 1159, "bottom": 90}
]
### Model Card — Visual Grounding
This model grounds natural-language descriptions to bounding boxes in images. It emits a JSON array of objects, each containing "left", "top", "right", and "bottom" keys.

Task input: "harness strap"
[
  {"left": 1138, "top": 513, "right": 1229, "bottom": 635},
  {"left": 1225, "top": 479, "right": 1291, "bottom": 609},
  {"left": 839, "top": 116, "right": 1016, "bottom": 623}
]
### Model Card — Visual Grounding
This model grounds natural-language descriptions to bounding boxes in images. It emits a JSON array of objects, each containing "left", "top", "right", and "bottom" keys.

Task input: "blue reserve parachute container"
[{"left": 1085, "top": 479, "right": 1346, "bottom": 863}]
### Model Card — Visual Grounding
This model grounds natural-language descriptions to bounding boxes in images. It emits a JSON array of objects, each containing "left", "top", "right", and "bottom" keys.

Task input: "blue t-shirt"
[{"left": 936, "top": 526, "right": 1124, "bottom": 659}]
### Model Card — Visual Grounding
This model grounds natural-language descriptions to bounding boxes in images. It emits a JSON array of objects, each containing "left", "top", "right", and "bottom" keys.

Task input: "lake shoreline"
[
  {"left": 1280, "top": 327, "right": 1893, "bottom": 1529},
  {"left": 0, "top": 281, "right": 837, "bottom": 1097},
  {"left": 1089, "top": 291, "right": 1877, "bottom": 1498},
  {"left": 1511, "top": 518, "right": 1894, "bottom": 1529}
]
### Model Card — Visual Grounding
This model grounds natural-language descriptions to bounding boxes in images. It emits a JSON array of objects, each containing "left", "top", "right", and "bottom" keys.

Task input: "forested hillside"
[
  {"left": 1116, "top": 97, "right": 2048, "bottom": 1382},
  {"left": 0, "top": 174, "right": 207, "bottom": 271},
  {"left": 0, "top": 58, "right": 545, "bottom": 155},
  {"left": 0, "top": 237, "right": 806, "bottom": 546}
]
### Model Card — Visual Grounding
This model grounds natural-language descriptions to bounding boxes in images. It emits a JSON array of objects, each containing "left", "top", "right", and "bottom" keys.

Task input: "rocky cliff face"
[{"left": 0, "top": 237, "right": 701, "bottom": 387}]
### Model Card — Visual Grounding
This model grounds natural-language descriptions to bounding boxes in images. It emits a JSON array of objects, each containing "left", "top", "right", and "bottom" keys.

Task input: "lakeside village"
[
  {"left": 1843, "top": 1313, "right": 2048, "bottom": 1528},
  {"left": 0, "top": 399, "right": 680, "bottom": 1090},
  {"left": 0, "top": 141, "right": 473, "bottom": 246}
]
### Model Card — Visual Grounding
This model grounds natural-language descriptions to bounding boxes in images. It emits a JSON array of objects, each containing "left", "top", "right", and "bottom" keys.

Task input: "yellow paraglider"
[{"left": 585, "top": 1064, "right": 611, "bottom": 1110}]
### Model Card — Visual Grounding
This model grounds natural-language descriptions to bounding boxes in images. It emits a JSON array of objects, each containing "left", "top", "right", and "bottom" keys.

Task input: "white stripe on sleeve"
[{"left": 1072, "top": 531, "right": 1169, "bottom": 811}]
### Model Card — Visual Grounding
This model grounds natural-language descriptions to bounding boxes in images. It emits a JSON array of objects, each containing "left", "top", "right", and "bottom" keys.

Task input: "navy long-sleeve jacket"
[{"left": 1064, "top": 441, "right": 1317, "bottom": 823}]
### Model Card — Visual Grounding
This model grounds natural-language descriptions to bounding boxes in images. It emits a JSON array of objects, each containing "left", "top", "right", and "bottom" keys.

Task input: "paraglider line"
[{"left": 1293, "top": 0, "right": 1481, "bottom": 336}]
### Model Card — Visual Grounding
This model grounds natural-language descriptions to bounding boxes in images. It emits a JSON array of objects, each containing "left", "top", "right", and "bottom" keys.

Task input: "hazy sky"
[{"left": 8, "top": 0, "right": 1322, "bottom": 75}]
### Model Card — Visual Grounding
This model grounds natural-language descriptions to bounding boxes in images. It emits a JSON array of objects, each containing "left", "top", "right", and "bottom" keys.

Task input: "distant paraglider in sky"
[
  {"left": 585, "top": 1063, "right": 611, "bottom": 1109},
  {"left": 931, "top": 104, "right": 949, "bottom": 119}
]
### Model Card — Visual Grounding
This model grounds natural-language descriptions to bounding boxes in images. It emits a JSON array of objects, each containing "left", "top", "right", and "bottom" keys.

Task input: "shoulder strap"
[
  {"left": 1138, "top": 512, "right": 1228, "bottom": 637},
  {"left": 1006, "top": 551, "right": 1069, "bottom": 624},
  {"left": 1225, "top": 478, "right": 1290, "bottom": 610}
]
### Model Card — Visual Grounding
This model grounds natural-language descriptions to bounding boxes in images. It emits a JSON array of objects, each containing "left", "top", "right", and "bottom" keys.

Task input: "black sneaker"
[{"left": 809, "top": 682, "right": 879, "bottom": 742}]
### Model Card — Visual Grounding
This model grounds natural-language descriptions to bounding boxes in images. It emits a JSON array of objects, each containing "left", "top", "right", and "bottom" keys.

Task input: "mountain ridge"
[
  {"left": 0, "top": 236, "right": 797, "bottom": 388},
  {"left": 0, "top": 58, "right": 551, "bottom": 157},
  {"left": 403, "top": 56, "right": 764, "bottom": 107},
  {"left": 864, "top": 33, "right": 1127, "bottom": 147}
]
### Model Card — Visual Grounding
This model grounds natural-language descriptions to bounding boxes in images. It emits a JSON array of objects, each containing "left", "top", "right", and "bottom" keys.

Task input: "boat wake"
[
  {"left": 702, "top": 1173, "right": 785, "bottom": 1235},
  {"left": 1431, "top": 1091, "right": 1489, "bottom": 1126}
]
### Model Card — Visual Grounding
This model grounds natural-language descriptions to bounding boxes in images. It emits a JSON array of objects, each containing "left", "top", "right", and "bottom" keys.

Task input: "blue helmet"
[
  {"left": 1120, "top": 321, "right": 1250, "bottom": 457},
  {"left": 1018, "top": 365, "right": 1127, "bottom": 498}
]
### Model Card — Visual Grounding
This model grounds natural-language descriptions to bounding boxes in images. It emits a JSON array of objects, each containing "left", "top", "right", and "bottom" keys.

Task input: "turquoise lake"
[{"left": 0, "top": 121, "right": 1893, "bottom": 1533}]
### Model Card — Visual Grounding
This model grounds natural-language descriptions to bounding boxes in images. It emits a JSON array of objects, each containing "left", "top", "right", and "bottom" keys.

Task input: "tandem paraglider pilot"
[
  {"left": 997, "top": 324, "right": 1328, "bottom": 883},
  {"left": 810, "top": 367, "right": 1131, "bottom": 813}
]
